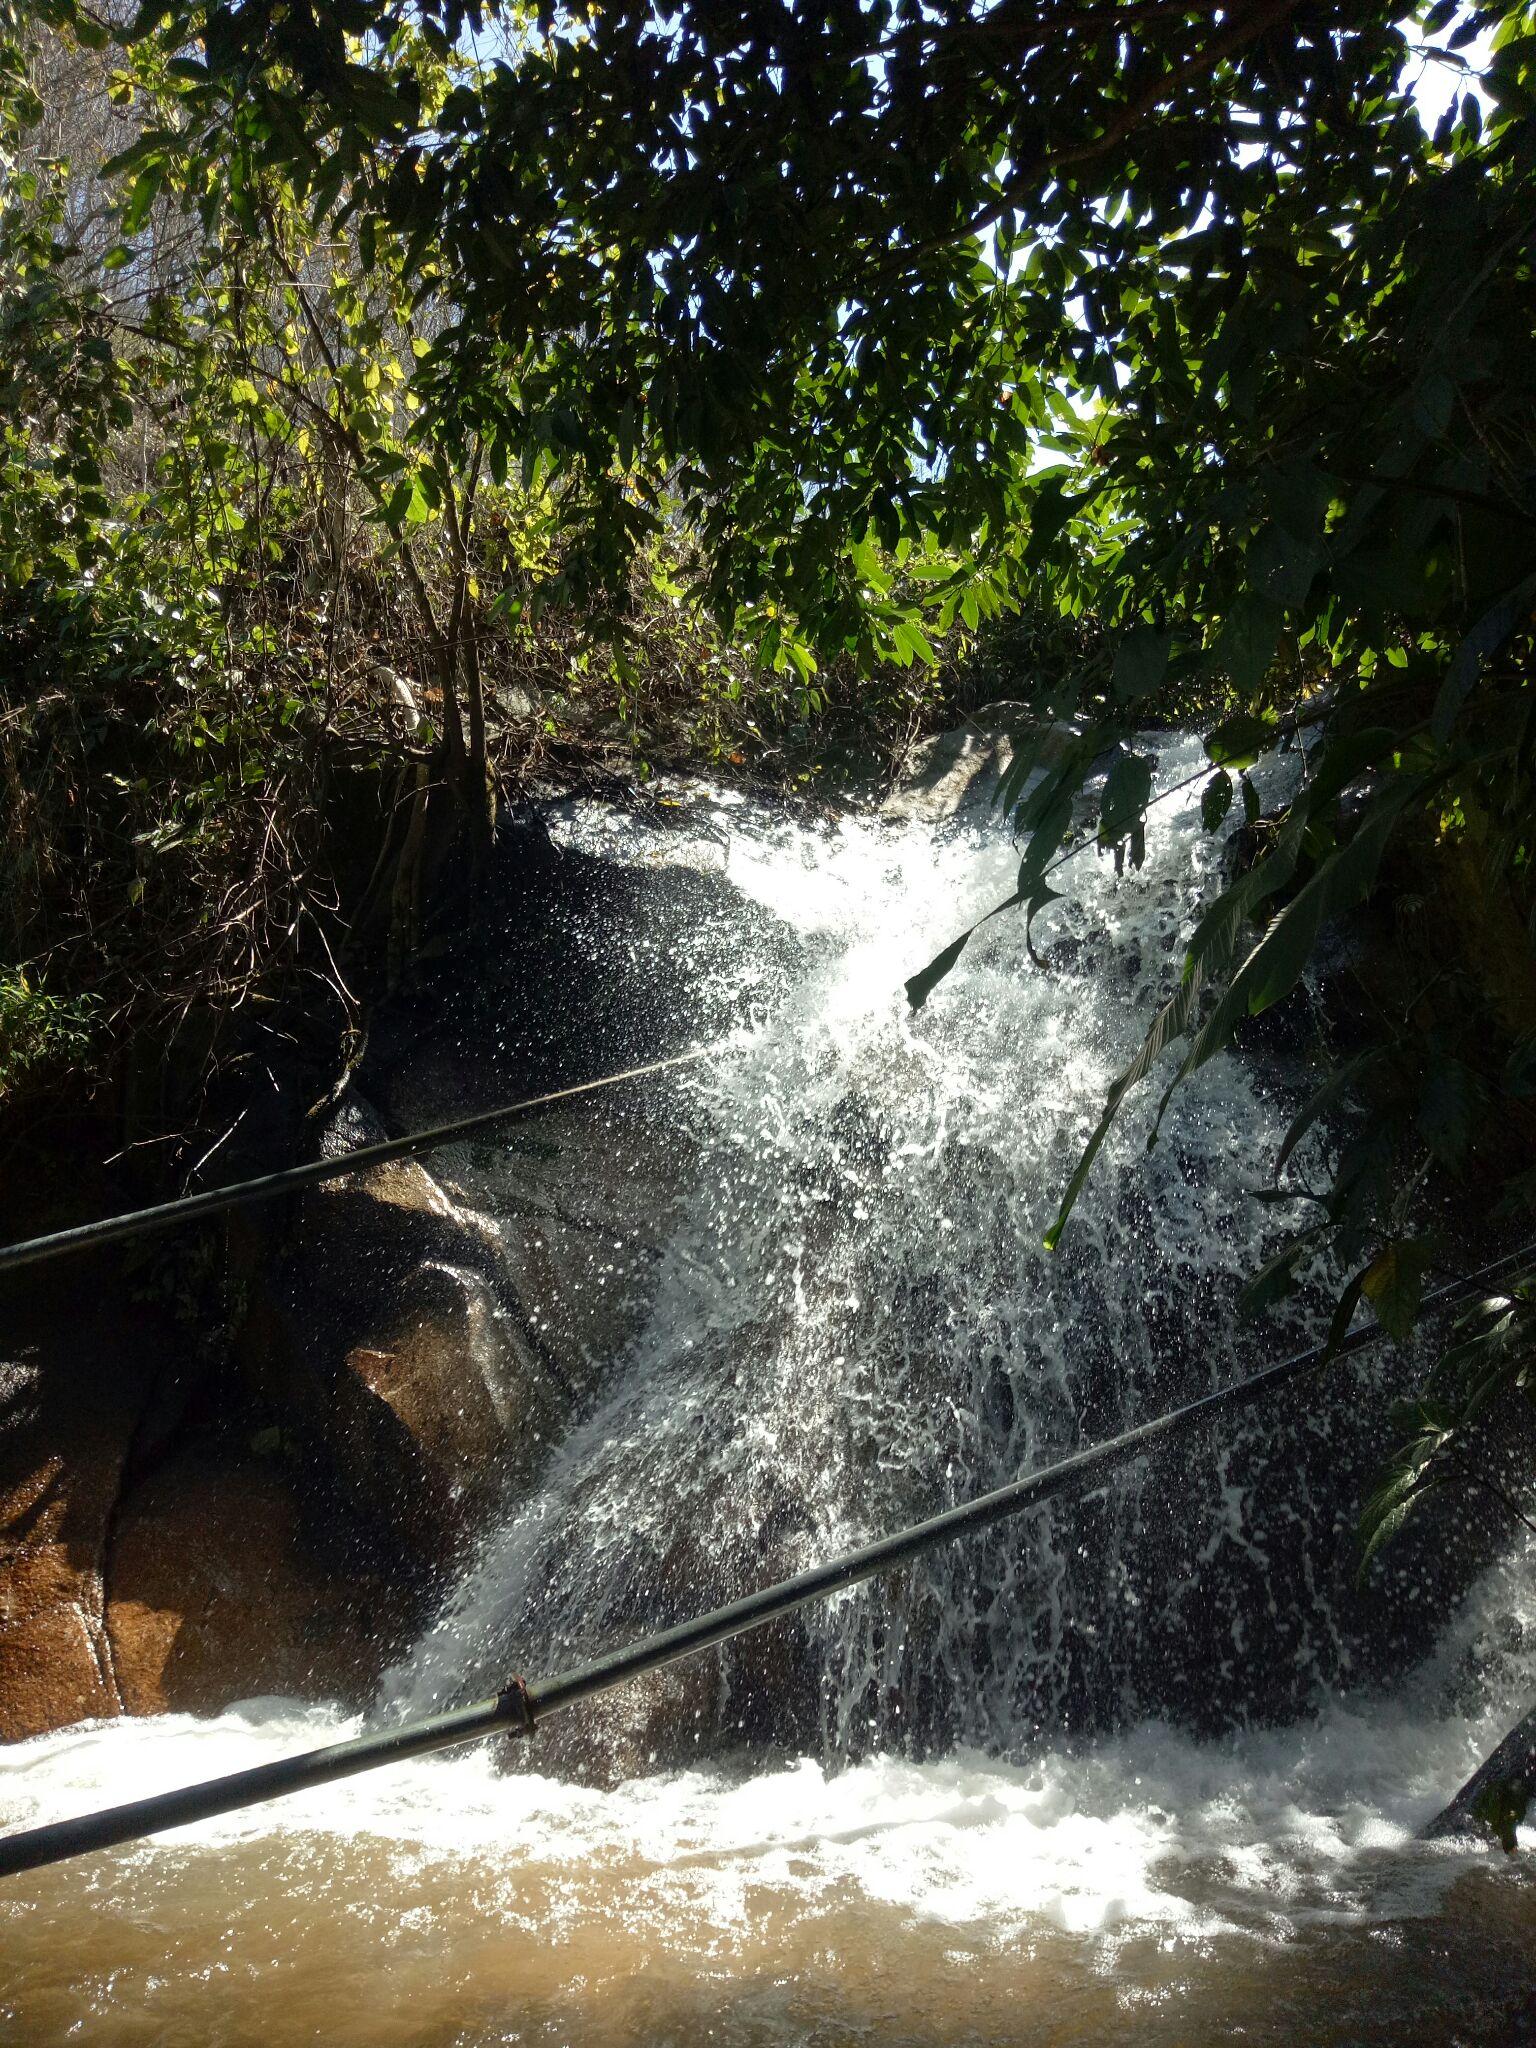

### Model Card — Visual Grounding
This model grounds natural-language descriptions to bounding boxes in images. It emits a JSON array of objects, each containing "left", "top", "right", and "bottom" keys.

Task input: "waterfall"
[
  {"left": 389, "top": 734, "right": 1466, "bottom": 1759},
  {"left": 6, "top": 733, "right": 1536, "bottom": 2046}
]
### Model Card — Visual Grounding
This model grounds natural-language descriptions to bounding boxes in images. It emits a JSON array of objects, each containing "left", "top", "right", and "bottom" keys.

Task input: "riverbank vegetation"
[
  {"left": 0, "top": 16, "right": 993, "bottom": 1175},
  {"left": 3, "top": 4, "right": 1535, "bottom": 1626}
]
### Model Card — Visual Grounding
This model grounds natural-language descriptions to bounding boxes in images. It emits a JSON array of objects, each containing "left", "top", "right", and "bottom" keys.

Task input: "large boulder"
[
  {"left": 107, "top": 1447, "right": 389, "bottom": 1715},
  {"left": 243, "top": 1140, "right": 573, "bottom": 1571},
  {"left": 240, "top": 810, "right": 809, "bottom": 1580},
  {"left": 0, "top": 1271, "right": 386, "bottom": 1742},
  {"left": 880, "top": 705, "right": 1085, "bottom": 824},
  {"left": 0, "top": 1327, "right": 143, "bottom": 1740}
]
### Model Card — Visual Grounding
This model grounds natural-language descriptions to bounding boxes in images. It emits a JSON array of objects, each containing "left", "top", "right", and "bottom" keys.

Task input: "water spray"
[{"left": 3, "top": 1245, "right": 1528, "bottom": 1882}]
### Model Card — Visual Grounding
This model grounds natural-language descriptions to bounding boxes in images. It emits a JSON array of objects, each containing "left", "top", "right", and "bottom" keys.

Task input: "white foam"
[
  {"left": 394, "top": 738, "right": 1365, "bottom": 1747},
  {"left": 4, "top": 1577, "right": 1530, "bottom": 1944}
]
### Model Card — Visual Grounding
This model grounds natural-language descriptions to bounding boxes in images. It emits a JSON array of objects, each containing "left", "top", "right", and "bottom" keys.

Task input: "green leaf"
[
  {"left": 1043, "top": 822, "right": 1305, "bottom": 1248},
  {"left": 1275, "top": 1052, "right": 1375, "bottom": 1182},
  {"left": 1111, "top": 626, "right": 1169, "bottom": 702},
  {"left": 1024, "top": 881, "right": 1063, "bottom": 967},
  {"left": 1321, "top": 1266, "right": 1370, "bottom": 1366},
  {"left": 996, "top": 727, "right": 1097, "bottom": 830},
  {"left": 1362, "top": 1239, "right": 1433, "bottom": 1343},
  {"left": 1247, "top": 522, "right": 1319, "bottom": 607},
  {"left": 1431, "top": 570, "right": 1536, "bottom": 742},
  {"left": 1205, "top": 711, "right": 1274, "bottom": 771},
  {"left": 1358, "top": 1462, "right": 1440, "bottom": 1577},
  {"left": 1212, "top": 594, "right": 1283, "bottom": 693},
  {"left": 1223, "top": 778, "right": 1428, "bottom": 1024},
  {"left": 905, "top": 863, "right": 1064, "bottom": 1010},
  {"left": 121, "top": 165, "right": 163, "bottom": 235},
  {"left": 1140, "top": 778, "right": 1425, "bottom": 1156},
  {"left": 1263, "top": 460, "right": 1331, "bottom": 542},
  {"left": 1419, "top": 1058, "right": 1482, "bottom": 1170},
  {"left": 1024, "top": 476, "right": 1093, "bottom": 569},
  {"left": 1181, "top": 824, "right": 1302, "bottom": 992},
  {"left": 1097, "top": 748, "right": 1154, "bottom": 855},
  {"left": 1411, "top": 370, "right": 1456, "bottom": 441},
  {"left": 905, "top": 929, "right": 973, "bottom": 1011},
  {"left": 1238, "top": 1237, "right": 1309, "bottom": 1317},
  {"left": 99, "top": 128, "right": 174, "bottom": 178},
  {"left": 309, "top": 153, "right": 349, "bottom": 224},
  {"left": 1200, "top": 769, "right": 1233, "bottom": 833},
  {"left": 1504, "top": 1035, "right": 1536, "bottom": 1099},
  {"left": 903, "top": 874, "right": 1039, "bottom": 1010}
]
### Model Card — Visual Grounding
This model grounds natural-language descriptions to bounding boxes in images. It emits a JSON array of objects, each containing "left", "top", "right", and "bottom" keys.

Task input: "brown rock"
[
  {"left": 0, "top": 1308, "right": 152, "bottom": 1742},
  {"left": 329, "top": 1257, "right": 559, "bottom": 1561},
  {"left": 0, "top": 1271, "right": 403, "bottom": 1743},
  {"left": 246, "top": 1149, "right": 570, "bottom": 1565},
  {"left": 106, "top": 1448, "right": 388, "bottom": 1716},
  {"left": 446, "top": 1095, "right": 678, "bottom": 1403}
]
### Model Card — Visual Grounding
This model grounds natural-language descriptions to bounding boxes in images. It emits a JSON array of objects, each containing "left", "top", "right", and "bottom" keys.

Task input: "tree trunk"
[{"left": 441, "top": 454, "right": 495, "bottom": 858}]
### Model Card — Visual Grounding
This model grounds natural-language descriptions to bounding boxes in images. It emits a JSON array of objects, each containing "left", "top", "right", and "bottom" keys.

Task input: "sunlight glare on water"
[{"left": 3, "top": 1617, "right": 1536, "bottom": 2048}]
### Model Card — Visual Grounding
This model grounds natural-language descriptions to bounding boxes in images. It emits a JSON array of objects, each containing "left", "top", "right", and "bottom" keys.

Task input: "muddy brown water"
[{"left": 3, "top": 1703, "right": 1535, "bottom": 2047}]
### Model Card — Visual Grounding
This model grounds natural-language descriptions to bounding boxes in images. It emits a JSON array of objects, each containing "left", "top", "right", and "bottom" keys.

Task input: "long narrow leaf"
[
  {"left": 1274, "top": 1051, "right": 1378, "bottom": 1182},
  {"left": 1432, "top": 571, "right": 1536, "bottom": 742},
  {"left": 1148, "top": 775, "right": 1431, "bottom": 1143},
  {"left": 1046, "top": 775, "right": 1431, "bottom": 1249}
]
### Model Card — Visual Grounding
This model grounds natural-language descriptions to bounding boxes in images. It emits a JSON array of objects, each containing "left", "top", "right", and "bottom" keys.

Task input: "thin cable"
[
  {"left": 0, "top": 1047, "right": 721, "bottom": 1279},
  {"left": 2, "top": 1239, "right": 1529, "bottom": 1880}
]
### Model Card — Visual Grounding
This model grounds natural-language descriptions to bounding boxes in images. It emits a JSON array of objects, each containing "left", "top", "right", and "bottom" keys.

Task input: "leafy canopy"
[
  {"left": 27, "top": 1, "right": 1494, "bottom": 652},
  {"left": 12, "top": 0, "right": 1536, "bottom": 1568}
]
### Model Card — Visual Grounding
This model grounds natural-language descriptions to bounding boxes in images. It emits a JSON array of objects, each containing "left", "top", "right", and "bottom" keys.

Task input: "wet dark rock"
[
  {"left": 239, "top": 817, "right": 810, "bottom": 1587},
  {"left": 1, "top": 806, "right": 810, "bottom": 1742},
  {"left": 242, "top": 1146, "right": 546, "bottom": 1566},
  {"left": 108, "top": 1447, "right": 393, "bottom": 1717}
]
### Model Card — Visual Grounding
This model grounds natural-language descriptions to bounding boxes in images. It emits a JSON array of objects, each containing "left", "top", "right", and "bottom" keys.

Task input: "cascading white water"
[
  {"left": 4, "top": 734, "right": 1535, "bottom": 2047},
  {"left": 390, "top": 735, "right": 1422, "bottom": 1752}
]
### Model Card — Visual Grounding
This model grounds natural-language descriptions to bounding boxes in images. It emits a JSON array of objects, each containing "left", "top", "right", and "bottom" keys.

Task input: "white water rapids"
[{"left": 4, "top": 735, "right": 1535, "bottom": 2043}]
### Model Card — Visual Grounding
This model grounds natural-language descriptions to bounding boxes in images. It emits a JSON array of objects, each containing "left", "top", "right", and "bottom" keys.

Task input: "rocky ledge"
[{"left": 0, "top": 805, "right": 804, "bottom": 1741}]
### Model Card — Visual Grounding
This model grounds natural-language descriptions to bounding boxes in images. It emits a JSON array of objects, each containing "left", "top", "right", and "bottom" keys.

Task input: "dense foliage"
[
  {"left": 4, "top": 2, "right": 1536, "bottom": 1567},
  {"left": 1, "top": 11, "right": 971, "bottom": 1152}
]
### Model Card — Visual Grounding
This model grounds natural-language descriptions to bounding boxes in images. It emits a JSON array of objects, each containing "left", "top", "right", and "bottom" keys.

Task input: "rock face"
[
  {"left": 0, "top": 1324, "right": 142, "bottom": 1740},
  {"left": 0, "top": 1274, "right": 386, "bottom": 1741},
  {"left": 107, "top": 1449, "right": 386, "bottom": 1715},
  {"left": 0, "top": 806, "right": 807, "bottom": 1744},
  {"left": 243, "top": 812, "right": 807, "bottom": 1577},
  {"left": 247, "top": 1143, "right": 568, "bottom": 1570},
  {"left": 881, "top": 721, "right": 1015, "bottom": 825},
  {"left": 242, "top": 814, "right": 802, "bottom": 1582},
  {"left": 880, "top": 705, "right": 1084, "bottom": 824}
]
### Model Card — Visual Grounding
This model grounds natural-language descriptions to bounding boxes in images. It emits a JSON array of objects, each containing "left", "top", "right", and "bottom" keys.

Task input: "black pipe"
[
  {"left": 0, "top": 1048, "right": 716, "bottom": 1279},
  {"left": 5, "top": 1245, "right": 1529, "bottom": 1882}
]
